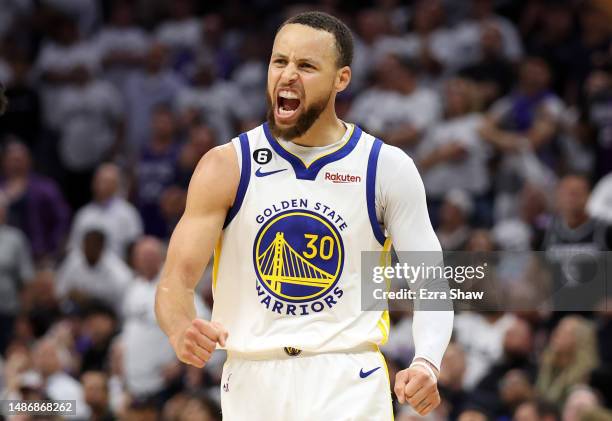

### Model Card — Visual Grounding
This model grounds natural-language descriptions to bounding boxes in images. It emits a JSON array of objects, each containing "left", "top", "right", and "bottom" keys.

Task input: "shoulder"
[
  {"left": 0, "top": 225, "right": 27, "bottom": 246},
  {"left": 353, "top": 128, "right": 416, "bottom": 169},
  {"left": 377, "top": 141, "right": 416, "bottom": 170},
  {"left": 186, "top": 142, "right": 240, "bottom": 210}
]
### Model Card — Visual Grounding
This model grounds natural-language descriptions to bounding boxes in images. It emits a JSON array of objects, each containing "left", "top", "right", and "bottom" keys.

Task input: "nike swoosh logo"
[
  {"left": 359, "top": 367, "right": 381, "bottom": 378},
  {"left": 255, "top": 168, "right": 287, "bottom": 177}
]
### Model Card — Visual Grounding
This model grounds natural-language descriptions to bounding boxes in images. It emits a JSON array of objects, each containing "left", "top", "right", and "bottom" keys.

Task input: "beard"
[{"left": 266, "top": 89, "right": 331, "bottom": 140}]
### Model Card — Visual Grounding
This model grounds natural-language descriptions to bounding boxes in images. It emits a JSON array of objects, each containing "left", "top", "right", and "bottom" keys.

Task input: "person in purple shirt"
[
  {"left": 0, "top": 140, "right": 71, "bottom": 262},
  {"left": 136, "top": 105, "right": 181, "bottom": 239}
]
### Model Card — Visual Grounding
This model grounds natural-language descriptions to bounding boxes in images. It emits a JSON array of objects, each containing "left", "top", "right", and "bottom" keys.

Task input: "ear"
[{"left": 335, "top": 66, "right": 351, "bottom": 93}]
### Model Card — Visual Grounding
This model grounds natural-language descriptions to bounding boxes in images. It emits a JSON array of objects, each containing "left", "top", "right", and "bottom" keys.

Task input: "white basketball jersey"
[{"left": 211, "top": 122, "right": 390, "bottom": 354}]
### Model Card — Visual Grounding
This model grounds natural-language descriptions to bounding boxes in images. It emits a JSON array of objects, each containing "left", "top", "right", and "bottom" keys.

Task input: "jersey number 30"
[{"left": 303, "top": 234, "right": 335, "bottom": 260}]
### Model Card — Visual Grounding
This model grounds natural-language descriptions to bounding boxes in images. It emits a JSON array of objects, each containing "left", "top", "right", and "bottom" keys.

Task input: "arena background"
[{"left": 0, "top": 0, "right": 611, "bottom": 420}]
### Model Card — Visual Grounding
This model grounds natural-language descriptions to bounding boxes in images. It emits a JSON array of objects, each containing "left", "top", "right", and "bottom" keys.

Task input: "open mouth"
[{"left": 276, "top": 89, "right": 302, "bottom": 121}]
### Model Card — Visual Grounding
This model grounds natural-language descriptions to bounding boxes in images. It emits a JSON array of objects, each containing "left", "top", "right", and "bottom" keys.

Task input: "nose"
[{"left": 279, "top": 62, "right": 299, "bottom": 85}]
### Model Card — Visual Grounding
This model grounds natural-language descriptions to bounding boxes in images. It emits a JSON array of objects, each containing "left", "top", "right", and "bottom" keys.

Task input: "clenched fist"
[
  {"left": 394, "top": 362, "right": 441, "bottom": 416},
  {"left": 169, "top": 319, "right": 228, "bottom": 368}
]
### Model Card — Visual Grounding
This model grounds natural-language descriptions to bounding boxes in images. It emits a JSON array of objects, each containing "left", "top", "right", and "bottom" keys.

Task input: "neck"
[
  {"left": 152, "top": 135, "right": 172, "bottom": 150},
  {"left": 564, "top": 211, "right": 588, "bottom": 229},
  {"left": 288, "top": 111, "right": 346, "bottom": 147},
  {"left": 96, "top": 195, "right": 114, "bottom": 205}
]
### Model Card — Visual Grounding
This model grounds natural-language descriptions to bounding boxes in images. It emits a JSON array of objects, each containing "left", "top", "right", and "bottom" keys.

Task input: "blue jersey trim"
[
  {"left": 366, "top": 139, "right": 386, "bottom": 245},
  {"left": 224, "top": 133, "right": 251, "bottom": 228},
  {"left": 262, "top": 122, "right": 362, "bottom": 181}
]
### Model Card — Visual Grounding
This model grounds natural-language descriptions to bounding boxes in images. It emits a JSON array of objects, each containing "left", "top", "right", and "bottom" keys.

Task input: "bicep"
[{"left": 382, "top": 156, "right": 440, "bottom": 252}]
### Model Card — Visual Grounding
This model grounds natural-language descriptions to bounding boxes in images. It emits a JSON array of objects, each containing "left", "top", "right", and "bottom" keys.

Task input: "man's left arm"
[{"left": 378, "top": 145, "right": 454, "bottom": 415}]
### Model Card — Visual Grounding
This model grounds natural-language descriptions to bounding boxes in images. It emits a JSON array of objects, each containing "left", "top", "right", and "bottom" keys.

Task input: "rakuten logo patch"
[{"left": 324, "top": 172, "right": 362, "bottom": 183}]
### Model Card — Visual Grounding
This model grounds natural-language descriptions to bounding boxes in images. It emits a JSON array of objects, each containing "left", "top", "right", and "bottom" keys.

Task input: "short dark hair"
[{"left": 280, "top": 11, "right": 354, "bottom": 68}]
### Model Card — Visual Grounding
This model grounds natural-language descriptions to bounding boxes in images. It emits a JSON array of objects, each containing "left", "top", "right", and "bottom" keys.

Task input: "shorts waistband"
[{"left": 226, "top": 343, "right": 378, "bottom": 361}]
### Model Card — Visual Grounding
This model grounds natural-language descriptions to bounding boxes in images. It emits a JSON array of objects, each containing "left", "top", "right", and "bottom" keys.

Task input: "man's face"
[
  {"left": 556, "top": 176, "right": 590, "bottom": 217},
  {"left": 266, "top": 24, "right": 344, "bottom": 140},
  {"left": 82, "top": 372, "right": 108, "bottom": 409},
  {"left": 93, "top": 165, "right": 119, "bottom": 201},
  {"left": 513, "top": 402, "right": 539, "bottom": 421}
]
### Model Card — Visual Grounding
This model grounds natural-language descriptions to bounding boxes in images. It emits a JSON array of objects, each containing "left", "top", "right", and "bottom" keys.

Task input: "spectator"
[
  {"left": 457, "top": 407, "right": 492, "bottom": 421},
  {"left": 69, "top": 163, "right": 143, "bottom": 258},
  {"left": 438, "top": 341, "right": 468, "bottom": 420},
  {"left": 154, "top": 0, "right": 201, "bottom": 69},
  {"left": 544, "top": 174, "right": 612, "bottom": 309},
  {"left": 32, "top": 336, "right": 90, "bottom": 418},
  {"left": 350, "top": 9, "right": 392, "bottom": 93},
  {"left": 536, "top": 317, "right": 599, "bottom": 405},
  {"left": 581, "top": 69, "right": 612, "bottom": 181},
  {"left": 497, "top": 369, "right": 536, "bottom": 419},
  {"left": 454, "top": 311, "right": 517, "bottom": 390},
  {"left": 436, "top": 189, "right": 473, "bottom": 250},
  {"left": 522, "top": 2, "right": 576, "bottom": 97},
  {"left": 40, "top": 0, "right": 101, "bottom": 37},
  {"left": 561, "top": 385, "right": 602, "bottom": 421},
  {"left": 136, "top": 105, "right": 181, "bottom": 238},
  {"left": 52, "top": 64, "right": 124, "bottom": 210},
  {"left": 479, "top": 57, "right": 564, "bottom": 167},
  {"left": 0, "top": 191, "right": 34, "bottom": 355},
  {"left": 175, "top": 60, "right": 249, "bottom": 145},
  {"left": 0, "top": 140, "right": 70, "bottom": 261},
  {"left": 374, "top": 0, "right": 455, "bottom": 78},
  {"left": 566, "top": 1, "right": 612, "bottom": 104},
  {"left": 459, "top": 22, "right": 516, "bottom": 107},
  {"left": 20, "top": 269, "right": 61, "bottom": 338},
  {"left": 35, "top": 15, "right": 100, "bottom": 127},
  {"left": 418, "top": 78, "right": 490, "bottom": 210},
  {"left": 79, "top": 304, "right": 118, "bottom": 372},
  {"left": 453, "top": 0, "right": 524, "bottom": 66},
  {"left": 347, "top": 54, "right": 440, "bottom": 151},
  {"left": 587, "top": 172, "right": 612, "bottom": 224},
  {"left": 579, "top": 407, "right": 612, "bottom": 421},
  {"left": 123, "top": 42, "right": 183, "bottom": 154},
  {"left": 177, "top": 124, "right": 215, "bottom": 187},
  {"left": 107, "top": 337, "right": 128, "bottom": 416},
  {"left": 56, "top": 229, "right": 132, "bottom": 314},
  {"left": 176, "top": 392, "right": 221, "bottom": 421},
  {"left": 122, "top": 237, "right": 208, "bottom": 401},
  {"left": 473, "top": 318, "right": 536, "bottom": 403},
  {"left": 82, "top": 370, "right": 115, "bottom": 421},
  {"left": 96, "top": 0, "right": 149, "bottom": 89},
  {"left": 0, "top": 52, "right": 42, "bottom": 149},
  {"left": 231, "top": 32, "right": 269, "bottom": 123},
  {"left": 513, "top": 399, "right": 560, "bottom": 421}
]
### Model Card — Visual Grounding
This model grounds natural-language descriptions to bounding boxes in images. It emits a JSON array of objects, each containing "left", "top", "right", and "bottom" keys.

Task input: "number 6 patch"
[{"left": 253, "top": 148, "right": 272, "bottom": 165}]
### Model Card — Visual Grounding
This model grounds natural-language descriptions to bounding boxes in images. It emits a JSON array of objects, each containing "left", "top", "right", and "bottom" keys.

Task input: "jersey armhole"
[
  {"left": 223, "top": 133, "right": 251, "bottom": 229},
  {"left": 366, "top": 138, "right": 386, "bottom": 246}
]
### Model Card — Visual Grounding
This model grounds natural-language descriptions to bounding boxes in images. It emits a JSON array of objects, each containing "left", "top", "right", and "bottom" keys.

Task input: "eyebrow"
[{"left": 271, "top": 53, "right": 322, "bottom": 66}]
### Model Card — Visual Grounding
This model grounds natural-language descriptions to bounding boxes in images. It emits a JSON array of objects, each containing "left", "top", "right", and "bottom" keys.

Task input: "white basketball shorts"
[{"left": 220, "top": 347, "right": 394, "bottom": 421}]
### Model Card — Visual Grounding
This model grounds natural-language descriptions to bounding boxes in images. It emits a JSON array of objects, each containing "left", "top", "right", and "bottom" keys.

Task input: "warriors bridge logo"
[{"left": 253, "top": 208, "right": 345, "bottom": 315}]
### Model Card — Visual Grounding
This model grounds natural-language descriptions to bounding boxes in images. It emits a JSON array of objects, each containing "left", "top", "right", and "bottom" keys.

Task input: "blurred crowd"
[{"left": 0, "top": 0, "right": 611, "bottom": 420}]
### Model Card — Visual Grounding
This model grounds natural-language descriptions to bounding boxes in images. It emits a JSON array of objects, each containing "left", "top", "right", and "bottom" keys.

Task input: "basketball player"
[{"left": 156, "top": 11, "right": 453, "bottom": 420}]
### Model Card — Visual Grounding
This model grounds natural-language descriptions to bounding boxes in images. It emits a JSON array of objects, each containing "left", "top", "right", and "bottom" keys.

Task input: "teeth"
[
  {"left": 278, "top": 90, "right": 299, "bottom": 99},
  {"left": 278, "top": 107, "right": 295, "bottom": 116}
]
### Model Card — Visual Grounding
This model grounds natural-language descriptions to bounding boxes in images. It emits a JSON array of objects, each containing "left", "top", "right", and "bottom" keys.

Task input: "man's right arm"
[{"left": 155, "top": 143, "right": 239, "bottom": 368}]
